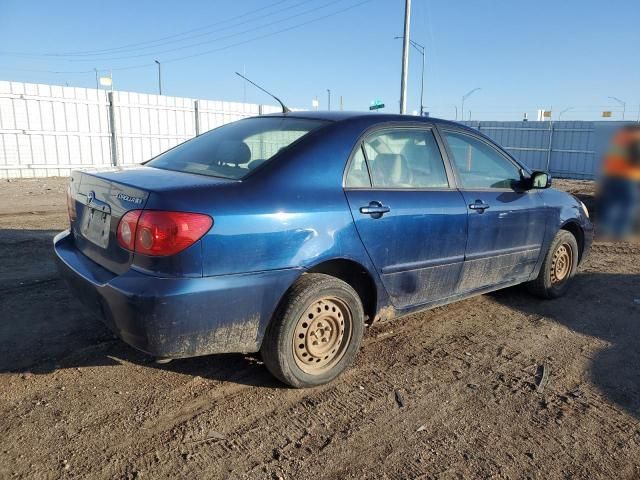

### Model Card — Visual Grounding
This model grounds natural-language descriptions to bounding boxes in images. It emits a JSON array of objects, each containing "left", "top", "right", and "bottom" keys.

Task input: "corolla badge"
[{"left": 116, "top": 192, "right": 143, "bottom": 204}]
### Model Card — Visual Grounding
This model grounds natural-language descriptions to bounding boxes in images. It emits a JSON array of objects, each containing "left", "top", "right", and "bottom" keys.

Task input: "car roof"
[{"left": 260, "top": 110, "right": 469, "bottom": 130}]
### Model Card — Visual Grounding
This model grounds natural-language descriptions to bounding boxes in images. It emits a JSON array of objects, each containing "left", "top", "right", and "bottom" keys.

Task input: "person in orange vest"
[{"left": 598, "top": 124, "right": 640, "bottom": 238}]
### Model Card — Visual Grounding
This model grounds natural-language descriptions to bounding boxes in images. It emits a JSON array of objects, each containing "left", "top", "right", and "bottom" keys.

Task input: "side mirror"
[{"left": 530, "top": 171, "right": 552, "bottom": 189}]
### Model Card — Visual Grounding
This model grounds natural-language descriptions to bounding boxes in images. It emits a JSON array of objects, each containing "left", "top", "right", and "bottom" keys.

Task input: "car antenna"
[{"left": 235, "top": 72, "right": 290, "bottom": 113}]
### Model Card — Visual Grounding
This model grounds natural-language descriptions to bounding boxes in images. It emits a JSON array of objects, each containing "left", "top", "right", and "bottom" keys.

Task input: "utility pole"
[
  {"left": 327, "top": 89, "right": 331, "bottom": 111},
  {"left": 340, "top": 95, "right": 343, "bottom": 111},
  {"left": 399, "top": 0, "right": 411, "bottom": 114},
  {"left": 154, "top": 60, "right": 162, "bottom": 95},
  {"left": 417, "top": 41, "right": 425, "bottom": 116},
  {"left": 94, "top": 68, "right": 99, "bottom": 90},
  {"left": 394, "top": 37, "right": 425, "bottom": 116}
]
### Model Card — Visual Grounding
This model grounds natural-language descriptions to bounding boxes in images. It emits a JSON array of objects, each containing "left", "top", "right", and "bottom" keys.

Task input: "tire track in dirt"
[
  {"left": 3, "top": 178, "right": 640, "bottom": 479},
  {"left": 591, "top": 243, "right": 640, "bottom": 255},
  {"left": 101, "top": 300, "right": 532, "bottom": 478},
  {"left": 102, "top": 302, "right": 488, "bottom": 475},
  {"left": 0, "top": 210, "right": 62, "bottom": 218}
]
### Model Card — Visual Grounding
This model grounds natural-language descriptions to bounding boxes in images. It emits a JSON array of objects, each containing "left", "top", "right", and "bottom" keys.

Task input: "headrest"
[
  {"left": 374, "top": 153, "right": 410, "bottom": 185},
  {"left": 216, "top": 140, "right": 251, "bottom": 166}
]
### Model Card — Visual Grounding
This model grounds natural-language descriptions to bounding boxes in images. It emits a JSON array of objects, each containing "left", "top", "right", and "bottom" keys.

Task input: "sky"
[{"left": 0, "top": 0, "right": 638, "bottom": 121}]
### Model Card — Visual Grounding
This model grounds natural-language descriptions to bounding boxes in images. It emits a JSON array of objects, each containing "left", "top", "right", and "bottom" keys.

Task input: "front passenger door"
[{"left": 440, "top": 129, "right": 548, "bottom": 292}]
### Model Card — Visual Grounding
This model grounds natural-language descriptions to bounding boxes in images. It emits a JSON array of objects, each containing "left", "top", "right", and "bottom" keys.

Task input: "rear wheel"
[
  {"left": 527, "top": 230, "right": 579, "bottom": 299},
  {"left": 261, "top": 273, "right": 364, "bottom": 388}
]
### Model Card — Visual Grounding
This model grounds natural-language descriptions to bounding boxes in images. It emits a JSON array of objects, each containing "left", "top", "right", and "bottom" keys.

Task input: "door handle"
[
  {"left": 469, "top": 200, "right": 490, "bottom": 213},
  {"left": 360, "top": 201, "right": 390, "bottom": 219}
]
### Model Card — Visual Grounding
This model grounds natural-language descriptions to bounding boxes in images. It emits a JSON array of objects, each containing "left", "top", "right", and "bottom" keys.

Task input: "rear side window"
[
  {"left": 345, "top": 146, "right": 371, "bottom": 187},
  {"left": 147, "top": 117, "right": 328, "bottom": 179},
  {"left": 443, "top": 130, "right": 522, "bottom": 189},
  {"left": 345, "top": 128, "right": 448, "bottom": 189}
]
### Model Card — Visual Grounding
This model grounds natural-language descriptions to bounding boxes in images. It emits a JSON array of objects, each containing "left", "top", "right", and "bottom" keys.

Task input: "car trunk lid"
[
  {"left": 68, "top": 166, "right": 234, "bottom": 275},
  {"left": 69, "top": 170, "right": 151, "bottom": 275}
]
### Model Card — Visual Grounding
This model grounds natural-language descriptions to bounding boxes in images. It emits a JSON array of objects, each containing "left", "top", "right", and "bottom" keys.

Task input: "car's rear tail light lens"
[
  {"left": 116, "top": 210, "right": 212, "bottom": 256},
  {"left": 117, "top": 210, "right": 142, "bottom": 251}
]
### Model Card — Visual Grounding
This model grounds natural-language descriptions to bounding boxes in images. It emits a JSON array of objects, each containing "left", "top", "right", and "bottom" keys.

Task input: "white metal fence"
[
  {"left": 0, "top": 80, "right": 281, "bottom": 179},
  {"left": 1, "top": 80, "right": 628, "bottom": 180}
]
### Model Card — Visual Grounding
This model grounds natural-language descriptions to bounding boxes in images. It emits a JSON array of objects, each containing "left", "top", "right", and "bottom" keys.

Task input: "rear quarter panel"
[{"left": 145, "top": 119, "right": 387, "bottom": 303}]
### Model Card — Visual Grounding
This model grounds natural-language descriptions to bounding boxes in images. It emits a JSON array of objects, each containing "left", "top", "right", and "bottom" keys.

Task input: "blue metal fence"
[{"left": 460, "top": 120, "right": 631, "bottom": 180}]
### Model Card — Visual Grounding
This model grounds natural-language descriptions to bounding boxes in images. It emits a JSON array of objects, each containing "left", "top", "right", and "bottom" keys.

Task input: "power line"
[
  {"left": 0, "top": 0, "right": 294, "bottom": 57},
  {"left": 102, "top": 0, "right": 374, "bottom": 71},
  {"left": 65, "top": 0, "right": 348, "bottom": 62},
  {"left": 0, "top": 65, "right": 96, "bottom": 74},
  {"left": 0, "top": 0, "right": 375, "bottom": 75},
  {"left": 82, "top": 0, "right": 309, "bottom": 57},
  {"left": 159, "top": 0, "right": 374, "bottom": 65}
]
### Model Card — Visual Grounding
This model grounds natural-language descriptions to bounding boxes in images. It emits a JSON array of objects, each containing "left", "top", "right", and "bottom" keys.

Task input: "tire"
[
  {"left": 527, "top": 230, "right": 579, "bottom": 299},
  {"left": 261, "top": 273, "right": 365, "bottom": 388}
]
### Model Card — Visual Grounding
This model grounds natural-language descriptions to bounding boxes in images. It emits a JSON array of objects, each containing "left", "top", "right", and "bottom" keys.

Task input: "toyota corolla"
[{"left": 54, "top": 112, "right": 593, "bottom": 387}]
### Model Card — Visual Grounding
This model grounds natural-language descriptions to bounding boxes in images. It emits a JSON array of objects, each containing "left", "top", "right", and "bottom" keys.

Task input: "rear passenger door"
[
  {"left": 439, "top": 128, "right": 548, "bottom": 292},
  {"left": 344, "top": 126, "right": 468, "bottom": 309}
]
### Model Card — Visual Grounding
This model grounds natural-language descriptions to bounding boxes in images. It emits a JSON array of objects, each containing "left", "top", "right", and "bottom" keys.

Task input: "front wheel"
[
  {"left": 527, "top": 230, "right": 579, "bottom": 299},
  {"left": 261, "top": 273, "right": 364, "bottom": 388}
]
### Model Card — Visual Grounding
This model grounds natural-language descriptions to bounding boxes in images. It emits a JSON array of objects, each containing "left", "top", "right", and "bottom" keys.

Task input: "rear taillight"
[
  {"left": 117, "top": 210, "right": 212, "bottom": 256},
  {"left": 117, "top": 210, "right": 142, "bottom": 251},
  {"left": 66, "top": 186, "right": 77, "bottom": 222}
]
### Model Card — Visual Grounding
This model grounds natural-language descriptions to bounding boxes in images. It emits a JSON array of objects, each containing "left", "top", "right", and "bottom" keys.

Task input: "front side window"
[
  {"left": 147, "top": 117, "right": 328, "bottom": 179},
  {"left": 345, "top": 128, "right": 448, "bottom": 189},
  {"left": 443, "top": 130, "right": 522, "bottom": 189}
]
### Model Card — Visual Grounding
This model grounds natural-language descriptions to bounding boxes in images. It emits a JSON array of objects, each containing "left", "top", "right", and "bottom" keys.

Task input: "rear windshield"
[{"left": 147, "top": 117, "right": 328, "bottom": 179}]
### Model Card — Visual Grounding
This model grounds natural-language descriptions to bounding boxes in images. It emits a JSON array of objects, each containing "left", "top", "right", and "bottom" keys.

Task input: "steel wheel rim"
[
  {"left": 292, "top": 297, "right": 352, "bottom": 375},
  {"left": 551, "top": 243, "right": 572, "bottom": 284}
]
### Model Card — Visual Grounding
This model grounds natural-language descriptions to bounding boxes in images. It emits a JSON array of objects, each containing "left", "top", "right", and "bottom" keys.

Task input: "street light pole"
[
  {"left": 417, "top": 41, "right": 424, "bottom": 116},
  {"left": 399, "top": 0, "right": 411, "bottom": 114},
  {"left": 461, "top": 88, "right": 481, "bottom": 122},
  {"left": 154, "top": 60, "right": 162, "bottom": 95},
  {"left": 558, "top": 107, "right": 573, "bottom": 121},
  {"left": 608, "top": 96, "right": 626, "bottom": 120}
]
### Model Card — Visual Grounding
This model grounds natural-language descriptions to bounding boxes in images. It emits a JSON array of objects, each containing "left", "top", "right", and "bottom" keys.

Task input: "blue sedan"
[{"left": 54, "top": 112, "right": 593, "bottom": 387}]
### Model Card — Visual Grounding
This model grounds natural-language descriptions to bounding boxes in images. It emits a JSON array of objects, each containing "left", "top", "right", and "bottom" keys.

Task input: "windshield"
[{"left": 147, "top": 117, "right": 329, "bottom": 179}]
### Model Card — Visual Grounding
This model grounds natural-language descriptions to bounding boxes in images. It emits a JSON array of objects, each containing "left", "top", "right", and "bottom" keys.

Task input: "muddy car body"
[{"left": 54, "top": 112, "right": 593, "bottom": 387}]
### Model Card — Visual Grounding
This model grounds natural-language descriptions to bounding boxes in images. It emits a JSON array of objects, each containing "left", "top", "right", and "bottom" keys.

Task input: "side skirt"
[{"left": 371, "top": 277, "right": 526, "bottom": 324}]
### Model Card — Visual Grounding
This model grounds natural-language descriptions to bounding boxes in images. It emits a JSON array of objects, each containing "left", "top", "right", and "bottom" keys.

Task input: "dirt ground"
[{"left": 1, "top": 177, "right": 639, "bottom": 480}]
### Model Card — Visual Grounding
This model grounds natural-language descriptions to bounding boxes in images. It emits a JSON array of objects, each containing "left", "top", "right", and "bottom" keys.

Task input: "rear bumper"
[{"left": 53, "top": 230, "right": 302, "bottom": 358}]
